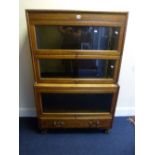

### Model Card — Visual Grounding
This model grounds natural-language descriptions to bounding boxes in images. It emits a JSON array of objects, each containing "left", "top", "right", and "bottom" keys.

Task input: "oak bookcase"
[{"left": 26, "top": 10, "right": 128, "bottom": 132}]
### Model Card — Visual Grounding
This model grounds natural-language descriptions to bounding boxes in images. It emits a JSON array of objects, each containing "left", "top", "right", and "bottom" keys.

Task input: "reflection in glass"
[
  {"left": 41, "top": 93, "right": 113, "bottom": 113},
  {"left": 36, "top": 26, "right": 120, "bottom": 50},
  {"left": 39, "top": 59, "right": 115, "bottom": 78}
]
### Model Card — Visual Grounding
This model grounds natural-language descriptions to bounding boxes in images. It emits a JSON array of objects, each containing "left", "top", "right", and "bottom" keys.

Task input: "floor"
[{"left": 19, "top": 117, "right": 135, "bottom": 155}]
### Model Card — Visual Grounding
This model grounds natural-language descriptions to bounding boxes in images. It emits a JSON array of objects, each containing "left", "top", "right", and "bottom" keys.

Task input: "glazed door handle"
[{"left": 110, "top": 65, "right": 115, "bottom": 69}]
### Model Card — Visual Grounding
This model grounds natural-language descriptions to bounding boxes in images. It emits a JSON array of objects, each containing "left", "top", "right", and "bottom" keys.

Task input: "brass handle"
[
  {"left": 89, "top": 120, "right": 100, "bottom": 128},
  {"left": 53, "top": 121, "right": 64, "bottom": 127},
  {"left": 96, "top": 120, "right": 100, "bottom": 125}
]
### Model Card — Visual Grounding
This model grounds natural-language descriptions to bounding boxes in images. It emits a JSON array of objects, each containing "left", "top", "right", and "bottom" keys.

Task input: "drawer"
[{"left": 39, "top": 117, "right": 112, "bottom": 129}]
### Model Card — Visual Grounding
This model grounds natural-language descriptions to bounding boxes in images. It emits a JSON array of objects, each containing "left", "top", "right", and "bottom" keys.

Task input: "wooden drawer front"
[{"left": 39, "top": 118, "right": 112, "bottom": 129}]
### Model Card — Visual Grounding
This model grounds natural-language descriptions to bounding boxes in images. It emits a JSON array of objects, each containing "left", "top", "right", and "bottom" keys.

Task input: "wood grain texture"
[{"left": 26, "top": 10, "right": 127, "bottom": 23}]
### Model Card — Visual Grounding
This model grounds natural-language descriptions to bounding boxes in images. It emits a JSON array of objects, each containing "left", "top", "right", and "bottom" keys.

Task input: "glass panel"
[
  {"left": 36, "top": 26, "right": 120, "bottom": 50},
  {"left": 41, "top": 93, "right": 113, "bottom": 113},
  {"left": 39, "top": 59, "right": 115, "bottom": 78}
]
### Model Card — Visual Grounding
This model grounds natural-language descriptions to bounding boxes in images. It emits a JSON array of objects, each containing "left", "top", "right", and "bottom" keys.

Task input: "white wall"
[{"left": 19, "top": 0, "right": 135, "bottom": 117}]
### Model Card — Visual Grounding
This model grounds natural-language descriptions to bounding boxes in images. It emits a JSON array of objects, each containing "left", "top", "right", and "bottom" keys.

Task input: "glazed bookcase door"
[
  {"left": 35, "top": 25, "right": 120, "bottom": 50},
  {"left": 34, "top": 83, "right": 119, "bottom": 118},
  {"left": 26, "top": 11, "right": 128, "bottom": 56},
  {"left": 35, "top": 56, "right": 120, "bottom": 83}
]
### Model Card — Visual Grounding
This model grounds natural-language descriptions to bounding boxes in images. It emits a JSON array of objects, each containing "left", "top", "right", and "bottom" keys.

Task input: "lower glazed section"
[{"left": 34, "top": 84, "right": 118, "bottom": 130}]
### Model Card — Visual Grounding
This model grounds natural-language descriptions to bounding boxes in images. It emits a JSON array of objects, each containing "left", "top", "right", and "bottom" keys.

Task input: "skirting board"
[{"left": 19, "top": 107, "right": 135, "bottom": 117}]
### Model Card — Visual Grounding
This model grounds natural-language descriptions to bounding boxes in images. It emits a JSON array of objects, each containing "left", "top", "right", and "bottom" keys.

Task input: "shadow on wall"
[{"left": 19, "top": 33, "right": 36, "bottom": 113}]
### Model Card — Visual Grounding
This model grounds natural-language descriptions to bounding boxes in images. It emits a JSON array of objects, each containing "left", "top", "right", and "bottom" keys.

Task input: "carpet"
[{"left": 19, "top": 117, "right": 135, "bottom": 155}]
